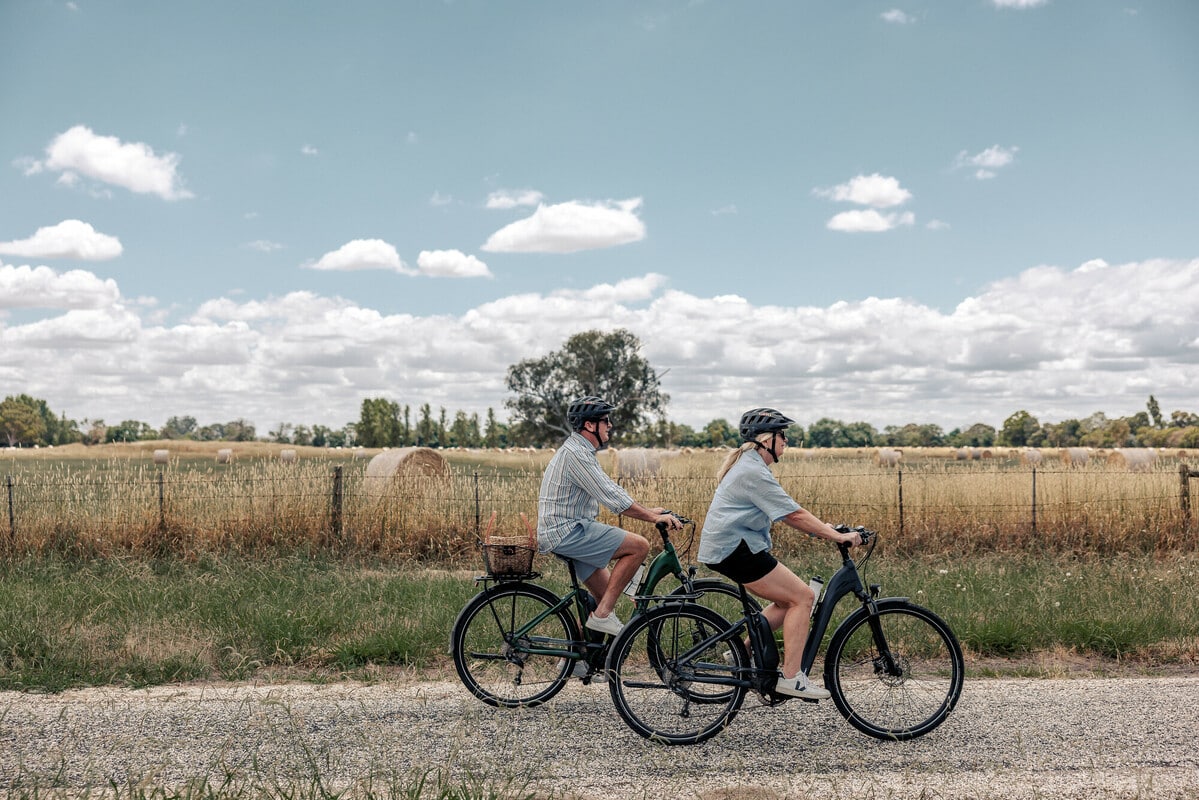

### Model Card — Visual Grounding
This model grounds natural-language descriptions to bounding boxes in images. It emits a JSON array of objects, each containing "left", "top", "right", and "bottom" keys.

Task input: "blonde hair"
[{"left": 715, "top": 434, "right": 774, "bottom": 483}]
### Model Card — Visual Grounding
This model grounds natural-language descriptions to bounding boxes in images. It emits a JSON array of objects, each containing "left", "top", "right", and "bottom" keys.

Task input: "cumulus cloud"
[
  {"left": 956, "top": 145, "right": 1019, "bottom": 179},
  {"left": 308, "top": 239, "right": 411, "bottom": 273},
  {"left": 481, "top": 198, "right": 647, "bottom": 254},
  {"left": 486, "top": 189, "right": 545, "bottom": 210},
  {"left": 0, "top": 262, "right": 122, "bottom": 309},
  {"left": 32, "top": 125, "right": 193, "bottom": 200},
  {"left": 881, "top": 9, "right": 915, "bottom": 23},
  {"left": 0, "top": 220, "right": 123, "bottom": 261},
  {"left": 4, "top": 259, "right": 1197, "bottom": 434},
  {"left": 815, "top": 174, "right": 912, "bottom": 208},
  {"left": 992, "top": 0, "right": 1047, "bottom": 8},
  {"left": 416, "top": 250, "right": 492, "bottom": 278},
  {"left": 827, "top": 210, "right": 916, "bottom": 233}
]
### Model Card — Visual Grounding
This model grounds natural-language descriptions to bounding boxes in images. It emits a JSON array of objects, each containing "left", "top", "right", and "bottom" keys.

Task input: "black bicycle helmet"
[
  {"left": 567, "top": 396, "right": 617, "bottom": 430},
  {"left": 739, "top": 407, "right": 795, "bottom": 441}
]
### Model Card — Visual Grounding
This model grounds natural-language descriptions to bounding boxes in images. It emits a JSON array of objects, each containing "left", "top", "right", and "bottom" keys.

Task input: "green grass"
[{"left": 1, "top": 551, "right": 1196, "bottom": 693}]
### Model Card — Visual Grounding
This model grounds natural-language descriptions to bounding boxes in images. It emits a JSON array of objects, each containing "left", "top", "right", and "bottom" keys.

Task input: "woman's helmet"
[
  {"left": 739, "top": 407, "right": 795, "bottom": 441},
  {"left": 567, "top": 396, "right": 617, "bottom": 430}
]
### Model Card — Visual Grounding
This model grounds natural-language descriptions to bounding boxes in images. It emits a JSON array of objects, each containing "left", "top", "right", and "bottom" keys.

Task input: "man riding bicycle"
[{"left": 537, "top": 395, "right": 682, "bottom": 637}]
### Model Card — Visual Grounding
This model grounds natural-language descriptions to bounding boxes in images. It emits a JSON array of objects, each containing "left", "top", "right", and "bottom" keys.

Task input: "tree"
[
  {"left": 357, "top": 398, "right": 402, "bottom": 448},
  {"left": 1147, "top": 395, "right": 1163, "bottom": 429},
  {"left": 161, "top": 416, "right": 198, "bottom": 439},
  {"left": 105, "top": 420, "right": 158, "bottom": 442},
  {"left": 998, "top": 410, "right": 1041, "bottom": 447},
  {"left": 505, "top": 329, "right": 668, "bottom": 446},
  {"left": 0, "top": 396, "right": 47, "bottom": 447}
]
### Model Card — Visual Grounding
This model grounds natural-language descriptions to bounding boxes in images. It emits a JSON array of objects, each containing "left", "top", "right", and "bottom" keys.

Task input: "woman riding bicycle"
[{"left": 698, "top": 407, "right": 861, "bottom": 700}]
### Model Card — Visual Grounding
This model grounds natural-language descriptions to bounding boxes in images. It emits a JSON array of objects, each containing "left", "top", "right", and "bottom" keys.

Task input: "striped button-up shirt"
[{"left": 537, "top": 432, "right": 634, "bottom": 552}]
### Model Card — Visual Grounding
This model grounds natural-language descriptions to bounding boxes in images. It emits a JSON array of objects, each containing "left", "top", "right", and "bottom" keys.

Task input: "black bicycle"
[
  {"left": 606, "top": 526, "right": 964, "bottom": 744},
  {"left": 450, "top": 514, "right": 759, "bottom": 708}
]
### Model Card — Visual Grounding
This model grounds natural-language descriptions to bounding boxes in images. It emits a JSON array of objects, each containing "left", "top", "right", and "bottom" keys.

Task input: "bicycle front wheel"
[
  {"left": 451, "top": 582, "right": 574, "bottom": 708},
  {"left": 824, "top": 599, "right": 964, "bottom": 741},
  {"left": 608, "top": 603, "right": 747, "bottom": 745}
]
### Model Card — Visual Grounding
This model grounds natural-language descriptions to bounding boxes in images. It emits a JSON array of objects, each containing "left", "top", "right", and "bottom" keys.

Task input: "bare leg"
[
  {"left": 745, "top": 563, "right": 815, "bottom": 679},
  {"left": 584, "top": 531, "right": 649, "bottom": 619}
]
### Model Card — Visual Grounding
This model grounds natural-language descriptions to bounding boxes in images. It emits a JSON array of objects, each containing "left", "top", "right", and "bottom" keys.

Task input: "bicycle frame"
[{"left": 652, "top": 533, "right": 898, "bottom": 694}]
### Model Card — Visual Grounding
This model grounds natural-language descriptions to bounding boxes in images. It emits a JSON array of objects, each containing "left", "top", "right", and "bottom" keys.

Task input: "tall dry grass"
[{"left": 1, "top": 442, "right": 1195, "bottom": 560}]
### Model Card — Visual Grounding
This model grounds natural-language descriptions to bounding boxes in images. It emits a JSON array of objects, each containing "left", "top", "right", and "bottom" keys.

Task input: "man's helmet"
[
  {"left": 567, "top": 396, "right": 617, "bottom": 430},
  {"left": 739, "top": 407, "right": 795, "bottom": 441}
]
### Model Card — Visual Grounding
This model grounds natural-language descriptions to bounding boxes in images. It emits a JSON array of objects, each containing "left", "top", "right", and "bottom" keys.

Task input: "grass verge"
[{"left": 1, "top": 551, "right": 1196, "bottom": 692}]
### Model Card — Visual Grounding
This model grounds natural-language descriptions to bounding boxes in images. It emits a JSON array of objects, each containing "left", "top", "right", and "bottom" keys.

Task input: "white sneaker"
[
  {"left": 584, "top": 612, "right": 624, "bottom": 637},
  {"left": 774, "top": 672, "right": 831, "bottom": 700}
]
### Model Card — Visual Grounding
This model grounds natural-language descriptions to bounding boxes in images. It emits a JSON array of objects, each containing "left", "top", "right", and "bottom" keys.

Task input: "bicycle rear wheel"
[
  {"left": 824, "top": 599, "right": 964, "bottom": 740},
  {"left": 608, "top": 603, "right": 747, "bottom": 745},
  {"left": 451, "top": 582, "right": 574, "bottom": 708}
]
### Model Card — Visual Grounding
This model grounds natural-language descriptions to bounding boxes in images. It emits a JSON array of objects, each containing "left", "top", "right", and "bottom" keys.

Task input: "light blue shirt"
[
  {"left": 537, "top": 432, "right": 635, "bottom": 552},
  {"left": 697, "top": 448, "right": 801, "bottom": 564}
]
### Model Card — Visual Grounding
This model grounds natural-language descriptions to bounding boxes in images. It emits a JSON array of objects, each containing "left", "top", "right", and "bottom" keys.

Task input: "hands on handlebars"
[
  {"left": 833, "top": 523, "right": 875, "bottom": 547},
  {"left": 654, "top": 509, "right": 691, "bottom": 531}
]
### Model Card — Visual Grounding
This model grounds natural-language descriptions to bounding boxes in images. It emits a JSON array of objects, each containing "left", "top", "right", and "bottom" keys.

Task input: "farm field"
[{"left": 1, "top": 440, "right": 1196, "bottom": 560}]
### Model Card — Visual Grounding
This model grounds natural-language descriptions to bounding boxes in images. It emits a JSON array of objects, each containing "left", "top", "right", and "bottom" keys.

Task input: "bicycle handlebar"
[
  {"left": 655, "top": 511, "right": 693, "bottom": 533},
  {"left": 833, "top": 524, "right": 876, "bottom": 548}
]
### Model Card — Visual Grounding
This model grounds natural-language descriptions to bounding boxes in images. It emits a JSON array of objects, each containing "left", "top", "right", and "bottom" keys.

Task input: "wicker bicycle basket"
[{"left": 480, "top": 535, "right": 536, "bottom": 577}]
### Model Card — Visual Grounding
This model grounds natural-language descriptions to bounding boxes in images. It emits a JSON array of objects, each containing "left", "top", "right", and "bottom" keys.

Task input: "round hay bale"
[
  {"left": 954, "top": 447, "right": 969, "bottom": 461},
  {"left": 365, "top": 447, "right": 450, "bottom": 481},
  {"left": 153, "top": 449, "right": 169, "bottom": 465},
  {"left": 1107, "top": 448, "right": 1157, "bottom": 472},
  {"left": 216, "top": 448, "right": 233, "bottom": 464},
  {"left": 875, "top": 448, "right": 902, "bottom": 468},
  {"left": 1022, "top": 448, "right": 1043, "bottom": 466},
  {"left": 612, "top": 447, "right": 681, "bottom": 478},
  {"left": 353, "top": 447, "right": 368, "bottom": 460},
  {"left": 1060, "top": 447, "right": 1090, "bottom": 467},
  {"left": 280, "top": 449, "right": 297, "bottom": 463}
]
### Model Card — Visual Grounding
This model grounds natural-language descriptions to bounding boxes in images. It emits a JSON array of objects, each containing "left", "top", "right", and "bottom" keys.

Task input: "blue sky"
[{"left": 2, "top": 0, "right": 1197, "bottom": 436}]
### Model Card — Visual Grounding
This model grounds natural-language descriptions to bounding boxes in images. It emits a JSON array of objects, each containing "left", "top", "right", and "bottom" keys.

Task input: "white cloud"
[
  {"left": 956, "top": 145, "right": 1019, "bottom": 179},
  {"left": 0, "top": 220, "right": 123, "bottom": 261},
  {"left": 245, "top": 240, "right": 285, "bottom": 253},
  {"left": 308, "top": 239, "right": 412, "bottom": 273},
  {"left": 486, "top": 189, "right": 545, "bottom": 210},
  {"left": 481, "top": 198, "right": 647, "bottom": 254},
  {"left": 301, "top": 145, "right": 319, "bottom": 156},
  {"left": 992, "top": 0, "right": 1048, "bottom": 8},
  {"left": 815, "top": 174, "right": 912, "bottom": 208},
  {"left": 416, "top": 249, "right": 492, "bottom": 278},
  {"left": 0, "top": 262, "right": 122, "bottom": 309},
  {"left": 827, "top": 210, "right": 916, "bottom": 233},
  {"left": 4, "top": 259, "right": 1197, "bottom": 435},
  {"left": 35, "top": 125, "right": 193, "bottom": 200},
  {"left": 881, "top": 9, "right": 915, "bottom": 23}
]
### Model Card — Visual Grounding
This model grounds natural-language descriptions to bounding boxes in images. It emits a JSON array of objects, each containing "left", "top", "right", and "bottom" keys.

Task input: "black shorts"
[{"left": 704, "top": 539, "right": 778, "bottom": 585}]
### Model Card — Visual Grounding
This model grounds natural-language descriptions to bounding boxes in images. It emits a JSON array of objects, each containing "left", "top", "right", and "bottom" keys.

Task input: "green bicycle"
[
  {"left": 450, "top": 514, "right": 759, "bottom": 708},
  {"left": 606, "top": 526, "right": 965, "bottom": 744}
]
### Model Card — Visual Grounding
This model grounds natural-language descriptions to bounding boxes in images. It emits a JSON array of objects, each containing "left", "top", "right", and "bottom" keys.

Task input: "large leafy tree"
[
  {"left": 357, "top": 398, "right": 403, "bottom": 448},
  {"left": 505, "top": 329, "right": 668, "bottom": 446},
  {"left": 0, "top": 396, "right": 47, "bottom": 447}
]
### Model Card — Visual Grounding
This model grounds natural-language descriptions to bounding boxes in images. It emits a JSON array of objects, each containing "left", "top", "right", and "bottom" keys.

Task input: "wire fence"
[{"left": 4, "top": 460, "right": 1197, "bottom": 560}]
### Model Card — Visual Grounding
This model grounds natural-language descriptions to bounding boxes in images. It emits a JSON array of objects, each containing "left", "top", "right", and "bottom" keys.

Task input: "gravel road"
[{"left": 2, "top": 675, "right": 1196, "bottom": 799}]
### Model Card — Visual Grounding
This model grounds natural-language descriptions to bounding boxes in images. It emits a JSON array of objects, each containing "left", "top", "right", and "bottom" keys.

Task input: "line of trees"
[{"left": 3, "top": 328, "right": 1198, "bottom": 451}]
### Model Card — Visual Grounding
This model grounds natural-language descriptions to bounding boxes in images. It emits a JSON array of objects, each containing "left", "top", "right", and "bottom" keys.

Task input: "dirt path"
[{"left": 2, "top": 675, "right": 1197, "bottom": 799}]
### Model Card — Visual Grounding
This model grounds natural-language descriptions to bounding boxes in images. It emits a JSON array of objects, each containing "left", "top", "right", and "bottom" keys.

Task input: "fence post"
[
  {"left": 1183, "top": 464, "right": 1194, "bottom": 531},
  {"left": 157, "top": 469, "right": 166, "bottom": 533},
  {"left": 897, "top": 468, "right": 904, "bottom": 537},
  {"left": 474, "top": 471, "right": 481, "bottom": 537},
  {"left": 6, "top": 475, "right": 14, "bottom": 545},
  {"left": 331, "top": 466, "right": 344, "bottom": 543},
  {"left": 1031, "top": 467, "right": 1037, "bottom": 535}
]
